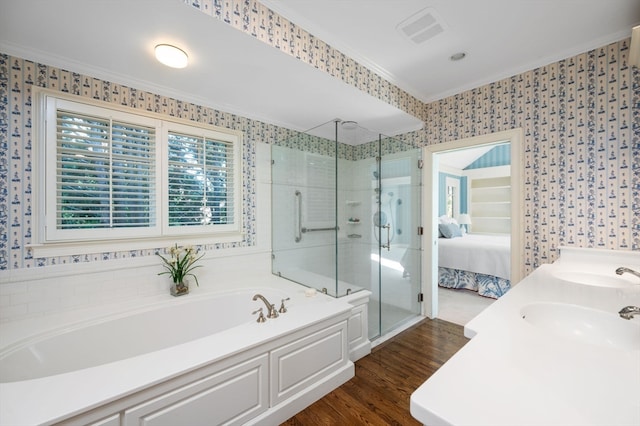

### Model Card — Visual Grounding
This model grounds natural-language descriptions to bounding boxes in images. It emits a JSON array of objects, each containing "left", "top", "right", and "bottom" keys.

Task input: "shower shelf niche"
[{"left": 346, "top": 200, "right": 362, "bottom": 225}]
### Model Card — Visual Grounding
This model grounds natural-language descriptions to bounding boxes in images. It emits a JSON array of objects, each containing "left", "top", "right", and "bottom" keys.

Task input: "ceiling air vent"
[{"left": 397, "top": 8, "right": 446, "bottom": 44}]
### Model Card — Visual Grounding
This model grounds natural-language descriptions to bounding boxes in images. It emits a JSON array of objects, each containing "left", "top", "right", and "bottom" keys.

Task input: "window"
[
  {"left": 444, "top": 177, "right": 460, "bottom": 219},
  {"left": 38, "top": 93, "right": 242, "bottom": 249},
  {"left": 165, "top": 123, "right": 238, "bottom": 234},
  {"left": 446, "top": 185, "right": 455, "bottom": 218},
  {"left": 303, "top": 153, "right": 335, "bottom": 226}
]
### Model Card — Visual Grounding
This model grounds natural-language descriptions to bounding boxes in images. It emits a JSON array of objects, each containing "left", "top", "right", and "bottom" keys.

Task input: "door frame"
[{"left": 420, "top": 128, "right": 524, "bottom": 319}]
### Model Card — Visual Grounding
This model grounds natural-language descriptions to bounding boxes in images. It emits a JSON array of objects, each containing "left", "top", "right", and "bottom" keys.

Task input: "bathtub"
[{"left": 0, "top": 284, "right": 356, "bottom": 426}]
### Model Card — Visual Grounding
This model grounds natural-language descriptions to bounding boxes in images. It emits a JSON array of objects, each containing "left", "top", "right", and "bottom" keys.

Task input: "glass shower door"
[{"left": 373, "top": 135, "right": 422, "bottom": 338}]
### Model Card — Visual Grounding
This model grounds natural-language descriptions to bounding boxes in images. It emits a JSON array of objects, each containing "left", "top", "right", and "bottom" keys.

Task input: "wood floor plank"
[{"left": 281, "top": 318, "right": 469, "bottom": 425}]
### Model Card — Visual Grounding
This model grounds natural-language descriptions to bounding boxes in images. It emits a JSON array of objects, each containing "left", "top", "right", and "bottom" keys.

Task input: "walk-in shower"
[{"left": 271, "top": 119, "right": 422, "bottom": 340}]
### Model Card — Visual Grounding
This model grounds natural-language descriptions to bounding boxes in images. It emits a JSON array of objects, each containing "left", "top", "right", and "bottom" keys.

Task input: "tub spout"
[
  {"left": 253, "top": 294, "right": 279, "bottom": 319},
  {"left": 615, "top": 267, "right": 640, "bottom": 281},
  {"left": 618, "top": 306, "right": 640, "bottom": 320}
]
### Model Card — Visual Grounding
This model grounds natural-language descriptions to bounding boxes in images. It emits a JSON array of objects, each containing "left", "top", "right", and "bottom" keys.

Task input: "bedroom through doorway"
[
  {"left": 435, "top": 142, "right": 510, "bottom": 325},
  {"left": 421, "top": 129, "right": 524, "bottom": 324}
]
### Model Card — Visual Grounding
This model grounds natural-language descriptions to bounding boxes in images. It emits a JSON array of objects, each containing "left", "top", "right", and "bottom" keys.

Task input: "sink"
[
  {"left": 552, "top": 271, "right": 636, "bottom": 288},
  {"left": 520, "top": 302, "right": 640, "bottom": 351}
]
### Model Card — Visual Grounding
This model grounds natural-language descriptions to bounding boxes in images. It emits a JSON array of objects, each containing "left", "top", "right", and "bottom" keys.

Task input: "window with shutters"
[
  {"left": 164, "top": 123, "right": 239, "bottom": 236},
  {"left": 38, "top": 93, "right": 242, "bottom": 248}
]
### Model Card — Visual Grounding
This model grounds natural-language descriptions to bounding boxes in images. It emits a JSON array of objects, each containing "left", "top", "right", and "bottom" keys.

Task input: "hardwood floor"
[{"left": 281, "top": 318, "right": 469, "bottom": 425}]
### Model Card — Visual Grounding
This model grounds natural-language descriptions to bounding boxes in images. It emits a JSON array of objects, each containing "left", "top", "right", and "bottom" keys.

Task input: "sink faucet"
[
  {"left": 253, "top": 294, "right": 279, "bottom": 318},
  {"left": 615, "top": 267, "right": 640, "bottom": 281},
  {"left": 618, "top": 306, "right": 640, "bottom": 320}
]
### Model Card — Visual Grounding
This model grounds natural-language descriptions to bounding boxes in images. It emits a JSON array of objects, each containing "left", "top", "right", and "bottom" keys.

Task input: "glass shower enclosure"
[{"left": 271, "top": 120, "right": 422, "bottom": 340}]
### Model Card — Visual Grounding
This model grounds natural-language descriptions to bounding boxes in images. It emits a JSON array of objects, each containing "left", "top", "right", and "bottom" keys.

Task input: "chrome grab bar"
[
  {"left": 295, "top": 190, "right": 338, "bottom": 241},
  {"left": 295, "top": 190, "right": 302, "bottom": 242},
  {"left": 381, "top": 224, "right": 391, "bottom": 251},
  {"left": 302, "top": 226, "right": 339, "bottom": 233}
]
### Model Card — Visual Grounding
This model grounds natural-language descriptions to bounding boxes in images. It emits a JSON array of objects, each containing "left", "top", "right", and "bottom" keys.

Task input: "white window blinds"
[
  {"left": 56, "top": 110, "right": 155, "bottom": 230},
  {"left": 167, "top": 132, "right": 235, "bottom": 227},
  {"left": 40, "top": 93, "right": 242, "bottom": 247}
]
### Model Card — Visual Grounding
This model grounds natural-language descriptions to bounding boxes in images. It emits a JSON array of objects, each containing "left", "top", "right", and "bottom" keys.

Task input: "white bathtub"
[
  {"left": 0, "top": 284, "right": 356, "bottom": 426},
  {"left": 0, "top": 289, "right": 291, "bottom": 383}
]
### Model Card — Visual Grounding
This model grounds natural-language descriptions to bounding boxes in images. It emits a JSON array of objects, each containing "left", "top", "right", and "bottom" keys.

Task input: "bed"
[{"left": 438, "top": 232, "right": 511, "bottom": 299}]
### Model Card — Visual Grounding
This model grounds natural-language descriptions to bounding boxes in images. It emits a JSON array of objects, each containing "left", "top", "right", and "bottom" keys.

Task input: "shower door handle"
[
  {"left": 381, "top": 224, "right": 391, "bottom": 251},
  {"left": 294, "top": 190, "right": 302, "bottom": 242}
]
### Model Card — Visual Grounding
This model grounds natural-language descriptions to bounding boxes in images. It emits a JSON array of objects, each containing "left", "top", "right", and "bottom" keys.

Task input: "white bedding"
[{"left": 438, "top": 234, "right": 510, "bottom": 280}]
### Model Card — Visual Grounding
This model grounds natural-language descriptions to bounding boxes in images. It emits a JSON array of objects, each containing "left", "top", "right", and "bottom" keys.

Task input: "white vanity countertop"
[{"left": 411, "top": 247, "right": 640, "bottom": 426}]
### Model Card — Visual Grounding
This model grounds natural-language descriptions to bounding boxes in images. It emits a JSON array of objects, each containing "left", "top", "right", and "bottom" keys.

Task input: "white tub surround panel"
[
  {"left": 411, "top": 247, "right": 640, "bottom": 426},
  {"left": 0, "top": 250, "right": 274, "bottom": 324},
  {"left": 0, "top": 278, "right": 357, "bottom": 426},
  {"left": 343, "top": 291, "right": 372, "bottom": 362}
]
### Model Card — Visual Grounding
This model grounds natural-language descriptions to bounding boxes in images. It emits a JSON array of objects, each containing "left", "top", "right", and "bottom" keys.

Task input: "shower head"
[{"left": 373, "top": 211, "right": 387, "bottom": 227}]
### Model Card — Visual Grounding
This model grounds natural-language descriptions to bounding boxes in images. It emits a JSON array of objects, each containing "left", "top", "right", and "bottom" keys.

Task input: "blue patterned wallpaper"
[
  {"left": 352, "top": 40, "right": 637, "bottom": 274},
  {"left": 1, "top": 20, "right": 638, "bottom": 275},
  {"left": 191, "top": 0, "right": 637, "bottom": 265},
  {"left": 414, "top": 40, "right": 639, "bottom": 274},
  {"left": 0, "top": 54, "right": 296, "bottom": 270},
  {"left": 0, "top": 54, "right": 355, "bottom": 270}
]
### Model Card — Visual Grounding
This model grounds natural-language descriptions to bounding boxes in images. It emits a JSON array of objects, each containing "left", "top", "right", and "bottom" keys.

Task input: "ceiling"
[
  {"left": 0, "top": 0, "right": 422, "bottom": 143},
  {"left": 262, "top": 0, "right": 640, "bottom": 103},
  {"left": 1, "top": 0, "right": 639, "bottom": 144}
]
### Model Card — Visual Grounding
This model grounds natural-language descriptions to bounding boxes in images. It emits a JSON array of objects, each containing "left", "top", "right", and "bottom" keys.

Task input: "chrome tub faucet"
[
  {"left": 615, "top": 267, "right": 640, "bottom": 281},
  {"left": 253, "top": 294, "right": 279, "bottom": 318},
  {"left": 618, "top": 306, "right": 640, "bottom": 320}
]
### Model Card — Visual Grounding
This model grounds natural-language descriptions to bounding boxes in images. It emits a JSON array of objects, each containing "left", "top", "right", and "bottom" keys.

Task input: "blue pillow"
[{"left": 439, "top": 223, "right": 462, "bottom": 238}]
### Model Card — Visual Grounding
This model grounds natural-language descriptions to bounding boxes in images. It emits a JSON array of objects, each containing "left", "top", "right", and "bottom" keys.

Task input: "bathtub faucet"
[
  {"left": 252, "top": 294, "right": 279, "bottom": 319},
  {"left": 618, "top": 306, "right": 640, "bottom": 320},
  {"left": 615, "top": 267, "right": 640, "bottom": 282}
]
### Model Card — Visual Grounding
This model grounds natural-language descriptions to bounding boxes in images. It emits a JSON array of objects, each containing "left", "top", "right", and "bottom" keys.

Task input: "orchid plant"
[{"left": 157, "top": 244, "right": 204, "bottom": 286}]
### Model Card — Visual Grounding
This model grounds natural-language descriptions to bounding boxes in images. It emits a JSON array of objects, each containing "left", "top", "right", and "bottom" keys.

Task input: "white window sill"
[{"left": 28, "top": 232, "right": 244, "bottom": 258}]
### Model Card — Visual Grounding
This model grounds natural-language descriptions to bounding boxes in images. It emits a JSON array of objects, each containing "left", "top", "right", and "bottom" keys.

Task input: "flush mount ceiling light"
[
  {"left": 450, "top": 52, "right": 466, "bottom": 61},
  {"left": 341, "top": 120, "right": 358, "bottom": 130},
  {"left": 155, "top": 44, "right": 188, "bottom": 68}
]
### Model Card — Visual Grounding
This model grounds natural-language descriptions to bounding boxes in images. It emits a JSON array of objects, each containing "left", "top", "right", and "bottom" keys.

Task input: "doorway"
[{"left": 421, "top": 129, "right": 524, "bottom": 320}]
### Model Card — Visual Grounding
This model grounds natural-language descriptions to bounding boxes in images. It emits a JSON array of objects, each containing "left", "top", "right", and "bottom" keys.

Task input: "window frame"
[
  {"left": 162, "top": 121, "right": 242, "bottom": 237},
  {"left": 44, "top": 97, "right": 163, "bottom": 242},
  {"left": 32, "top": 89, "right": 244, "bottom": 256}
]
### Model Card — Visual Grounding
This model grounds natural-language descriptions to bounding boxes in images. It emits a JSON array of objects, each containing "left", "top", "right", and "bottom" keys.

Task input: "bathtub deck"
[{"left": 281, "top": 318, "right": 469, "bottom": 425}]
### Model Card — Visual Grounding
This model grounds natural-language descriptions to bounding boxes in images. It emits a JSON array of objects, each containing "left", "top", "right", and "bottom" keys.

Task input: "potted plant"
[{"left": 157, "top": 244, "right": 205, "bottom": 296}]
